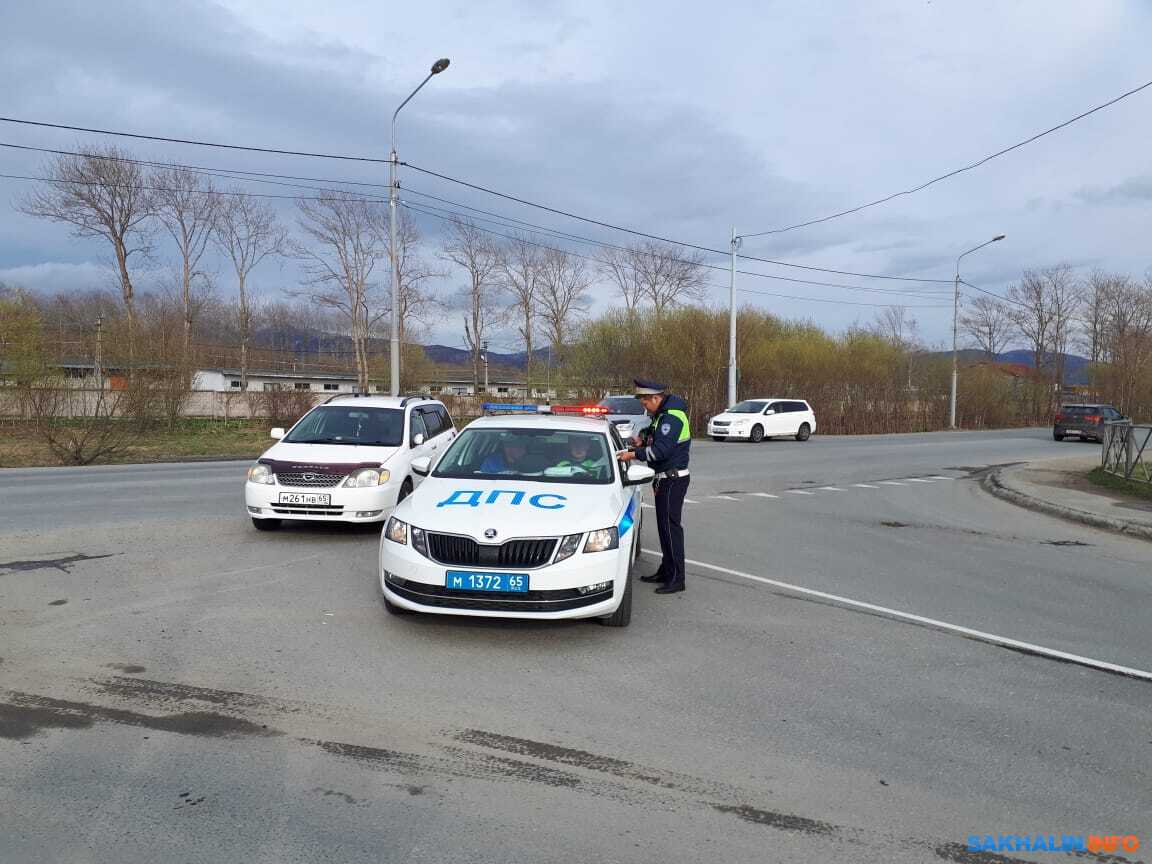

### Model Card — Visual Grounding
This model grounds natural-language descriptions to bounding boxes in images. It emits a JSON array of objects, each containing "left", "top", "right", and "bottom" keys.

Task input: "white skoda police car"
[{"left": 379, "top": 404, "right": 654, "bottom": 627}]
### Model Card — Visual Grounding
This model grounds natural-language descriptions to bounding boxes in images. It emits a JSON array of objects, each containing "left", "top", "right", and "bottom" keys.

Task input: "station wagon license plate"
[
  {"left": 277, "top": 493, "right": 331, "bottom": 505},
  {"left": 445, "top": 571, "right": 529, "bottom": 593}
]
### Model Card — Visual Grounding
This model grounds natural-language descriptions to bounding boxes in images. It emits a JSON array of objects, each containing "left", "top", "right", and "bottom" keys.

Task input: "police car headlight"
[
  {"left": 583, "top": 527, "right": 619, "bottom": 553},
  {"left": 345, "top": 468, "right": 390, "bottom": 488},
  {"left": 385, "top": 516, "right": 407, "bottom": 544},
  {"left": 554, "top": 533, "right": 583, "bottom": 563},
  {"left": 410, "top": 524, "right": 429, "bottom": 558},
  {"left": 247, "top": 463, "right": 275, "bottom": 485}
]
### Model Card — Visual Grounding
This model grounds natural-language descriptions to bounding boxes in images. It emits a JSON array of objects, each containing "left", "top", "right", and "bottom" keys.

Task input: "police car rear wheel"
[
  {"left": 599, "top": 575, "right": 632, "bottom": 627},
  {"left": 749, "top": 424, "right": 764, "bottom": 443},
  {"left": 252, "top": 518, "right": 281, "bottom": 531}
]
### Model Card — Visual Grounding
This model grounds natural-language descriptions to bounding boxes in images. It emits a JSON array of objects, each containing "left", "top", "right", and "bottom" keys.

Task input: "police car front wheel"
[{"left": 599, "top": 575, "right": 632, "bottom": 627}]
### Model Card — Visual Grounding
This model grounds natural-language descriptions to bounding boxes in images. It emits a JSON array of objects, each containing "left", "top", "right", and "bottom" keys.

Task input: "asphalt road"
[{"left": 2, "top": 428, "right": 1150, "bottom": 863}]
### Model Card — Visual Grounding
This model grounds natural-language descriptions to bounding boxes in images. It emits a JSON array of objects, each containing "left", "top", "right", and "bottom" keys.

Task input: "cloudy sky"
[{"left": 3, "top": 0, "right": 1150, "bottom": 351}]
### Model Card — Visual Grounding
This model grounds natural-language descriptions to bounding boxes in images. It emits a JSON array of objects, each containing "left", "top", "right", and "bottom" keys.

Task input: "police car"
[{"left": 379, "top": 404, "right": 654, "bottom": 627}]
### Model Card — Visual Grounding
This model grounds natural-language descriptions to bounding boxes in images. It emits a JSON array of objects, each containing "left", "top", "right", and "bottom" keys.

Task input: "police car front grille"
[
  {"left": 427, "top": 534, "right": 558, "bottom": 569},
  {"left": 277, "top": 472, "right": 344, "bottom": 488}
]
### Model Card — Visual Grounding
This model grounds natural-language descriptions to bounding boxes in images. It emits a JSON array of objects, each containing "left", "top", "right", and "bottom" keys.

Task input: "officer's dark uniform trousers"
[{"left": 653, "top": 474, "right": 690, "bottom": 585}]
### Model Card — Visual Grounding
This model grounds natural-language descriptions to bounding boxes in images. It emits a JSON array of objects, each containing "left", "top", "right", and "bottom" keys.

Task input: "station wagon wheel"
[
  {"left": 749, "top": 424, "right": 765, "bottom": 443},
  {"left": 796, "top": 423, "right": 811, "bottom": 442}
]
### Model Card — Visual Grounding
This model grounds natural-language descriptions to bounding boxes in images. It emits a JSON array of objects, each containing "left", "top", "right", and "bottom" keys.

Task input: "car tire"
[
  {"left": 600, "top": 572, "right": 632, "bottom": 628},
  {"left": 1053, "top": 431, "right": 1064, "bottom": 441},
  {"left": 796, "top": 423, "right": 812, "bottom": 442},
  {"left": 382, "top": 593, "right": 410, "bottom": 616},
  {"left": 252, "top": 518, "right": 281, "bottom": 531},
  {"left": 712, "top": 435, "right": 726, "bottom": 442},
  {"left": 397, "top": 478, "right": 414, "bottom": 503},
  {"left": 749, "top": 424, "right": 764, "bottom": 443}
]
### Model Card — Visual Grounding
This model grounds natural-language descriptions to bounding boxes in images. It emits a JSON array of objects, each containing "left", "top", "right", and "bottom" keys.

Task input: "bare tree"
[
  {"left": 497, "top": 235, "right": 543, "bottom": 388},
  {"left": 536, "top": 247, "right": 591, "bottom": 366},
  {"left": 442, "top": 220, "right": 504, "bottom": 392},
  {"left": 214, "top": 193, "right": 284, "bottom": 391},
  {"left": 153, "top": 165, "right": 218, "bottom": 357},
  {"left": 960, "top": 295, "right": 1012, "bottom": 358},
  {"left": 19, "top": 145, "right": 154, "bottom": 356},
  {"left": 1078, "top": 270, "right": 1122, "bottom": 365},
  {"left": 599, "top": 247, "right": 646, "bottom": 315},
  {"left": 1046, "top": 264, "right": 1081, "bottom": 391},
  {"left": 599, "top": 242, "right": 706, "bottom": 317},
  {"left": 293, "top": 192, "right": 388, "bottom": 392},
  {"left": 1007, "top": 269, "right": 1054, "bottom": 377},
  {"left": 389, "top": 209, "right": 442, "bottom": 346},
  {"left": 1101, "top": 276, "right": 1152, "bottom": 412}
]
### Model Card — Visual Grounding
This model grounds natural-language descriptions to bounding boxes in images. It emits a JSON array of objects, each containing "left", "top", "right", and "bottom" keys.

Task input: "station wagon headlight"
[
  {"left": 345, "top": 468, "right": 390, "bottom": 488},
  {"left": 385, "top": 516, "right": 407, "bottom": 544},
  {"left": 583, "top": 527, "right": 619, "bottom": 553},
  {"left": 247, "top": 463, "right": 275, "bottom": 485},
  {"left": 554, "top": 533, "right": 583, "bottom": 563}
]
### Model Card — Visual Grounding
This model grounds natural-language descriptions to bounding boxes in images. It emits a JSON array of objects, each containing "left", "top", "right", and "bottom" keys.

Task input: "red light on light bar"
[{"left": 552, "top": 404, "right": 609, "bottom": 415}]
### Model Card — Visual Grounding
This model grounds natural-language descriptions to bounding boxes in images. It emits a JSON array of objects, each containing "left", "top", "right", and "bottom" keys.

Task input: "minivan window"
[{"left": 284, "top": 406, "right": 404, "bottom": 446}]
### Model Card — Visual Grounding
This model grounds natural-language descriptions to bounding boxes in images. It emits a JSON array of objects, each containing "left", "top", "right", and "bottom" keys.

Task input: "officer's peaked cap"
[{"left": 633, "top": 378, "right": 666, "bottom": 395}]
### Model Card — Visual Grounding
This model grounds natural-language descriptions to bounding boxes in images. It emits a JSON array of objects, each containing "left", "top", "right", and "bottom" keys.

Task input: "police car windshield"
[
  {"left": 284, "top": 406, "right": 404, "bottom": 446},
  {"left": 728, "top": 401, "right": 768, "bottom": 413},
  {"left": 433, "top": 428, "right": 614, "bottom": 484}
]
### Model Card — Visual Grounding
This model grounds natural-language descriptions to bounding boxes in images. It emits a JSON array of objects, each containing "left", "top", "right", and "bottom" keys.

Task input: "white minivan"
[
  {"left": 245, "top": 395, "right": 456, "bottom": 530},
  {"left": 708, "top": 398, "right": 816, "bottom": 443}
]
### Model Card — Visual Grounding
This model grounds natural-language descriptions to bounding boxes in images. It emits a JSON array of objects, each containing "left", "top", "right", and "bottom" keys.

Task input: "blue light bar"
[{"left": 481, "top": 403, "right": 546, "bottom": 414}]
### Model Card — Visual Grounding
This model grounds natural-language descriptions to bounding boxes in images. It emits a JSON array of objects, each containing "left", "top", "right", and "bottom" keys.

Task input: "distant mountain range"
[
  {"left": 422, "top": 345, "right": 552, "bottom": 369},
  {"left": 937, "top": 349, "right": 1092, "bottom": 385}
]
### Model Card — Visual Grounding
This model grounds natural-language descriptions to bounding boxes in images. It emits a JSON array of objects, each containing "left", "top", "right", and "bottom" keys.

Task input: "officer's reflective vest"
[{"left": 641, "top": 407, "right": 691, "bottom": 446}]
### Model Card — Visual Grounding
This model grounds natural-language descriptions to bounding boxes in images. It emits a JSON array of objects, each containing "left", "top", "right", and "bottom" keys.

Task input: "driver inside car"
[{"left": 552, "top": 436, "right": 606, "bottom": 477}]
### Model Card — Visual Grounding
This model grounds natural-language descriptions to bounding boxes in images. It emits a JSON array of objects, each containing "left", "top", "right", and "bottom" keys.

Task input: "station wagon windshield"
[
  {"left": 728, "top": 401, "right": 768, "bottom": 413},
  {"left": 433, "top": 428, "right": 615, "bottom": 484},
  {"left": 284, "top": 406, "right": 404, "bottom": 446}
]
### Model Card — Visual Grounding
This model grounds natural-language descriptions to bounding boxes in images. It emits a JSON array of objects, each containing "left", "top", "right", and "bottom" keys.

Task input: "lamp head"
[{"left": 431, "top": 58, "right": 450, "bottom": 74}]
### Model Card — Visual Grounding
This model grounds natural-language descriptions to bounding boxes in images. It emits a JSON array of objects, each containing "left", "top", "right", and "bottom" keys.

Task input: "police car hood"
[{"left": 404, "top": 477, "right": 624, "bottom": 537}]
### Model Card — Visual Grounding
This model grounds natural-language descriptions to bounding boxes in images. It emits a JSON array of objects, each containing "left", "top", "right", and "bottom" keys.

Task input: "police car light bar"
[
  {"left": 551, "top": 404, "right": 609, "bottom": 416},
  {"left": 481, "top": 403, "right": 548, "bottom": 414}
]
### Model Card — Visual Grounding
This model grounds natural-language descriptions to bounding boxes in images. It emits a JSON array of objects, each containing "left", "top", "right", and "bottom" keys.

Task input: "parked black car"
[{"left": 1053, "top": 403, "right": 1128, "bottom": 442}]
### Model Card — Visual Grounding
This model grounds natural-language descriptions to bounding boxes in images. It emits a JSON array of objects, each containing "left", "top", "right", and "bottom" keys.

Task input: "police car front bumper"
[{"left": 379, "top": 531, "right": 628, "bottom": 620}]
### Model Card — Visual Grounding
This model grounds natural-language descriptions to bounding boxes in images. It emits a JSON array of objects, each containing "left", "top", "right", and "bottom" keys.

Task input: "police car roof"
[{"left": 469, "top": 414, "right": 611, "bottom": 433}]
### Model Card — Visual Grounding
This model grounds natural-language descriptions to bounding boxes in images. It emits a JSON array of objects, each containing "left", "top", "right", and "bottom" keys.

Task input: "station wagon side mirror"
[
  {"left": 411, "top": 456, "right": 432, "bottom": 477},
  {"left": 623, "top": 463, "right": 655, "bottom": 486},
  {"left": 763, "top": 408, "right": 776, "bottom": 415},
  {"left": 270, "top": 427, "right": 285, "bottom": 439},
  {"left": 411, "top": 433, "right": 425, "bottom": 448}
]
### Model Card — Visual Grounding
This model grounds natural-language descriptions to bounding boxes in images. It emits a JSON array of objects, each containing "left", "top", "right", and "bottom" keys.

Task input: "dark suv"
[{"left": 1053, "top": 404, "right": 1128, "bottom": 442}]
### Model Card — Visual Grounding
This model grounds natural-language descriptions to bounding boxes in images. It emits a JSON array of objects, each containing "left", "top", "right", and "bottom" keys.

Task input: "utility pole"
[
  {"left": 727, "top": 227, "right": 741, "bottom": 408},
  {"left": 481, "top": 340, "right": 489, "bottom": 395},
  {"left": 950, "top": 234, "right": 1005, "bottom": 429},
  {"left": 94, "top": 315, "right": 104, "bottom": 387},
  {"left": 389, "top": 58, "right": 450, "bottom": 397}
]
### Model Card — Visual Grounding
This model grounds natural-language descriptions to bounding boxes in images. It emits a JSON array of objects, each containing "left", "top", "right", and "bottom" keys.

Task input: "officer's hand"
[
  {"left": 629, "top": 435, "right": 643, "bottom": 447},
  {"left": 616, "top": 450, "right": 636, "bottom": 462}
]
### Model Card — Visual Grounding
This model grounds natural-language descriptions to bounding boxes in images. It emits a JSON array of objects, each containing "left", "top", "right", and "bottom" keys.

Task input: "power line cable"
[{"left": 739, "top": 77, "right": 1152, "bottom": 238}]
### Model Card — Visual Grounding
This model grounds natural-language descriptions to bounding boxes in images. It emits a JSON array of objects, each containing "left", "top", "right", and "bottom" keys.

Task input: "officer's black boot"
[
  {"left": 654, "top": 581, "right": 684, "bottom": 594},
  {"left": 639, "top": 570, "right": 667, "bottom": 583}
]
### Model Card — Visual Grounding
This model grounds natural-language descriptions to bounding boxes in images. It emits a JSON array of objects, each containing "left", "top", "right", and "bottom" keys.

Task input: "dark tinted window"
[
  {"left": 601, "top": 397, "right": 645, "bottom": 414},
  {"left": 436, "top": 405, "right": 454, "bottom": 432},
  {"left": 285, "top": 406, "right": 404, "bottom": 446},
  {"left": 419, "top": 407, "right": 442, "bottom": 437},
  {"left": 1061, "top": 406, "right": 1098, "bottom": 416},
  {"left": 729, "top": 400, "right": 768, "bottom": 413},
  {"left": 788, "top": 401, "right": 809, "bottom": 413},
  {"left": 410, "top": 411, "right": 428, "bottom": 442}
]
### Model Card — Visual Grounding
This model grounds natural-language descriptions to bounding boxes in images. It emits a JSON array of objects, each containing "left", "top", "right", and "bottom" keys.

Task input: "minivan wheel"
[
  {"left": 749, "top": 424, "right": 764, "bottom": 443},
  {"left": 1053, "top": 431, "right": 1064, "bottom": 441},
  {"left": 796, "top": 423, "right": 812, "bottom": 442}
]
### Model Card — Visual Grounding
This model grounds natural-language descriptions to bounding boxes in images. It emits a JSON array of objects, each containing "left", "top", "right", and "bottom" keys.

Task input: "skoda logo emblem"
[
  {"left": 484, "top": 528, "right": 498, "bottom": 540},
  {"left": 302, "top": 473, "right": 316, "bottom": 482}
]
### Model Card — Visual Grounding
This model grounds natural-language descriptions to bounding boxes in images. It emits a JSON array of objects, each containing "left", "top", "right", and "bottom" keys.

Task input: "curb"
[{"left": 981, "top": 469, "right": 1152, "bottom": 543}]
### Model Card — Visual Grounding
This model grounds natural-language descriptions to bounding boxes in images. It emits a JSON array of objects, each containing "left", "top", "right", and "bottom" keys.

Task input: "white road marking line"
[
  {"left": 709, "top": 495, "right": 740, "bottom": 501},
  {"left": 641, "top": 503, "right": 655, "bottom": 510},
  {"left": 638, "top": 550, "right": 1152, "bottom": 683},
  {"left": 786, "top": 489, "right": 814, "bottom": 495},
  {"left": 877, "top": 481, "right": 906, "bottom": 486},
  {"left": 818, "top": 486, "right": 845, "bottom": 492},
  {"left": 684, "top": 498, "right": 701, "bottom": 504},
  {"left": 904, "top": 478, "right": 935, "bottom": 483},
  {"left": 928, "top": 476, "right": 955, "bottom": 480},
  {"left": 853, "top": 484, "right": 880, "bottom": 489},
  {"left": 750, "top": 492, "right": 779, "bottom": 499}
]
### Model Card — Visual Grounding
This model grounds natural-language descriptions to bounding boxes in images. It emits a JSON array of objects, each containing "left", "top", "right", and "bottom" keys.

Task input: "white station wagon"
[{"left": 708, "top": 398, "right": 816, "bottom": 443}]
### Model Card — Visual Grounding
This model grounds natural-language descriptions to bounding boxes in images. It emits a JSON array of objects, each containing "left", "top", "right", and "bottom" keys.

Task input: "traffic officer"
[{"left": 616, "top": 379, "right": 691, "bottom": 594}]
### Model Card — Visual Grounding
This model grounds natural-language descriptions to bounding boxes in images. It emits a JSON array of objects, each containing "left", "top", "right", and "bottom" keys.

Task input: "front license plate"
[
  {"left": 445, "top": 571, "right": 529, "bottom": 593},
  {"left": 277, "top": 492, "right": 331, "bottom": 505}
]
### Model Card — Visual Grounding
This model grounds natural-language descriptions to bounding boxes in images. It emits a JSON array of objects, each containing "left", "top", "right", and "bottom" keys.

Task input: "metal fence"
[{"left": 1101, "top": 422, "right": 1152, "bottom": 484}]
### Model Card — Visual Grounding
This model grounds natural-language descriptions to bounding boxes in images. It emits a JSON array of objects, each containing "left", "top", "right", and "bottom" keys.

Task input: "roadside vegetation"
[{"left": 1087, "top": 466, "right": 1152, "bottom": 503}]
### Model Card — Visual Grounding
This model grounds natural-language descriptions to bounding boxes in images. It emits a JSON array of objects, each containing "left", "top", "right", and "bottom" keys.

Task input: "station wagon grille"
[
  {"left": 277, "top": 472, "right": 344, "bottom": 488},
  {"left": 427, "top": 533, "right": 557, "bottom": 569}
]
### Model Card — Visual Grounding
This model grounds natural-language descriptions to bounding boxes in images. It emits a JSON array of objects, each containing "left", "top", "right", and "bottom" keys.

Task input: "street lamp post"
[
  {"left": 728, "top": 227, "right": 741, "bottom": 409},
  {"left": 950, "top": 234, "right": 1005, "bottom": 429},
  {"left": 390, "top": 58, "right": 450, "bottom": 397}
]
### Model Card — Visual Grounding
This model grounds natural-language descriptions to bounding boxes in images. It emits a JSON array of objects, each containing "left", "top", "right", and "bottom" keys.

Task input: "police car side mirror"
[
  {"left": 411, "top": 456, "right": 432, "bottom": 477},
  {"left": 623, "top": 463, "right": 655, "bottom": 486},
  {"left": 411, "top": 432, "right": 425, "bottom": 447},
  {"left": 270, "top": 427, "right": 285, "bottom": 439}
]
